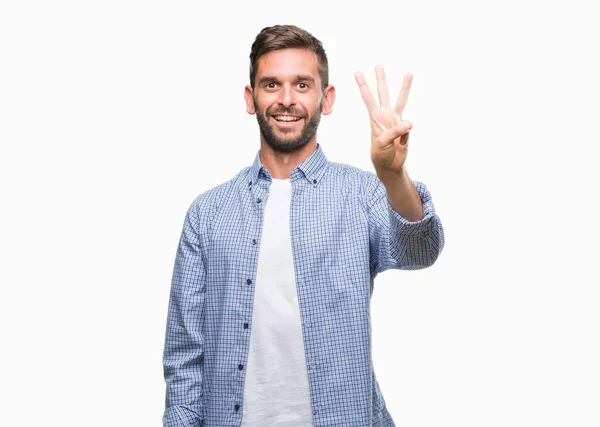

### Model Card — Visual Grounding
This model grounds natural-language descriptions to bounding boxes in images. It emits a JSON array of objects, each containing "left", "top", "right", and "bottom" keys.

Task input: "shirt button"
[
  {"left": 256, "top": 198, "right": 261, "bottom": 203},
  {"left": 252, "top": 239, "right": 257, "bottom": 245},
  {"left": 234, "top": 404, "right": 240, "bottom": 412},
  {"left": 238, "top": 364, "right": 244, "bottom": 370},
  {"left": 246, "top": 279, "right": 252, "bottom": 285},
  {"left": 313, "top": 179, "right": 317, "bottom": 184},
  {"left": 244, "top": 323, "right": 249, "bottom": 329}
]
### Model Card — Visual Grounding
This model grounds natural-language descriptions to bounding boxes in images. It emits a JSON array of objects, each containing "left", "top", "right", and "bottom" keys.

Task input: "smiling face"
[{"left": 245, "top": 48, "right": 335, "bottom": 153}]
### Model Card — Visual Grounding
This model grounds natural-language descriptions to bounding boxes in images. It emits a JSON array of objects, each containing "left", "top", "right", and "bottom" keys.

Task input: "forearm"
[
  {"left": 163, "top": 202, "right": 207, "bottom": 426},
  {"left": 163, "top": 271, "right": 206, "bottom": 426},
  {"left": 376, "top": 167, "right": 423, "bottom": 222}
]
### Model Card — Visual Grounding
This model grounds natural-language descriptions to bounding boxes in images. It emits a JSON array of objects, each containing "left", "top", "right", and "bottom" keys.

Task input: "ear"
[
  {"left": 244, "top": 85, "right": 256, "bottom": 115},
  {"left": 321, "top": 85, "right": 336, "bottom": 115}
]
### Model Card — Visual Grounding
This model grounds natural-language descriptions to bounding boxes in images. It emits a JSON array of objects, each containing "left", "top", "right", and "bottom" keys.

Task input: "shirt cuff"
[
  {"left": 387, "top": 180, "right": 436, "bottom": 237},
  {"left": 163, "top": 405, "right": 202, "bottom": 427}
]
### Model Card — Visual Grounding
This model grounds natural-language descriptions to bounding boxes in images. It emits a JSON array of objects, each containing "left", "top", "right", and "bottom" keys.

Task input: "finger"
[
  {"left": 400, "top": 131, "right": 410, "bottom": 146},
  {"left": 372, "top": 116, "right": 387, "bottom": 132},
  {"left": 377, "top": 121, "right": 412, "bottom": 145},
  {"left": 354, "top": 71, "right": 378, "bottom": 113},
  {"left": 394, "top": 72, "right": 413, "bottom": 117},
  {"left": 375, "top": 65, "right": 391, "bottom": 108}
]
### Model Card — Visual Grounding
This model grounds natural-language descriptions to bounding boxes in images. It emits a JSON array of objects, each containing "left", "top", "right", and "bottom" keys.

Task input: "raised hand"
[{"left": 354, "top": 66, "right": 413, "bottom": 175}]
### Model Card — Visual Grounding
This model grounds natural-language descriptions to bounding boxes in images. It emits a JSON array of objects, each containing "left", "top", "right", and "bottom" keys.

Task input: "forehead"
[{"left": 255, "top": 48, "right": 320, "bottom": 81}]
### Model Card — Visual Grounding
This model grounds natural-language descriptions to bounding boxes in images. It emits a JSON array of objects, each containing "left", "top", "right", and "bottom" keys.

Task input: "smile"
[{"left": 272, "top": 115, "right": 303, "bottom": 127}]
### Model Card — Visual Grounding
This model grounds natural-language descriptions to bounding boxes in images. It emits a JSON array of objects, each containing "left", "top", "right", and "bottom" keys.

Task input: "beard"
[{"left": 254, "top": 97, "right": 322, "bottom": 154}]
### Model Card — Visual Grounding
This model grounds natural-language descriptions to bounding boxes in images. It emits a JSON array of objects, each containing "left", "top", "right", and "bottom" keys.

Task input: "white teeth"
[{"left": 274, "top": 115, "right": 301, "bottom": 122}]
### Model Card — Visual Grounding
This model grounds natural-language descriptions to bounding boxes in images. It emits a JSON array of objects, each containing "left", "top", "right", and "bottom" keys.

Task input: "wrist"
[{"left": 376, "top": 166, "right": 407, "bottom": 184}]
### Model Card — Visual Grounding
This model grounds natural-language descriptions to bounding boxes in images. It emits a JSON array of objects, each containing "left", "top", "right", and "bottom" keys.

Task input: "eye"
[
  {"left": 265, "top": 82, "right": 278, "bottom": 89},
  {"left": 298, "top": 82, "right": 309, "bottom": 89}
]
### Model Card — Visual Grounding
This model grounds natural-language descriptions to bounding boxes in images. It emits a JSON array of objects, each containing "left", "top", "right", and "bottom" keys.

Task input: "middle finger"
[{"left": 375, "top": 65, "right": 391, "bottom": 109}]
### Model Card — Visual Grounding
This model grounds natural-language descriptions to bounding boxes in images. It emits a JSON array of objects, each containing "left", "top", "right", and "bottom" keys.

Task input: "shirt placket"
[
  {"left": 289, "top": 173, "right": 323, "bottom": 421},
  {"left": 232, "top": 175, "right": 270, "bottom": 422}
]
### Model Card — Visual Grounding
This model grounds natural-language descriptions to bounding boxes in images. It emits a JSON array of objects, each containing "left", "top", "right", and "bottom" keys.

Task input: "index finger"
[{"left": 354, "top": 72, "right": 378, "bottom": 113}]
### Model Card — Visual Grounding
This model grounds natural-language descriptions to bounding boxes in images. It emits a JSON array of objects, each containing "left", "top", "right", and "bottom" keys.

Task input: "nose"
[{"left": 277, "top": 84, "right": 295, "bottom": 108}]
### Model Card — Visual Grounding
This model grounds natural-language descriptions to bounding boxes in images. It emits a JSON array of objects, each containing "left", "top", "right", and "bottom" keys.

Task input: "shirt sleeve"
[
  {"left": 163, "top": 199, "right": 206, "bottom": 427},
  {"left": 364, "top": 172, "right": 445, "bottom": 276}
]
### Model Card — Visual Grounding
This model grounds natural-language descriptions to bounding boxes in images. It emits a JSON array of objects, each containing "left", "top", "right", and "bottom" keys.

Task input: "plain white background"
[{"left": 1, "top": 1, "right": 599, "bottom": 425}]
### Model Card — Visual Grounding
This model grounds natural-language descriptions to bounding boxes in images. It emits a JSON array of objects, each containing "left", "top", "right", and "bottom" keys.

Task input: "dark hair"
[{"left": 249, "top": 24, "right": 329, "bottom": 91}]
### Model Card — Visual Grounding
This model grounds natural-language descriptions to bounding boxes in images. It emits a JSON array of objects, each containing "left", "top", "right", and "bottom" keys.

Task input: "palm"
[{"left": 355, "top": 66, "right": 413, "bottom": 173}]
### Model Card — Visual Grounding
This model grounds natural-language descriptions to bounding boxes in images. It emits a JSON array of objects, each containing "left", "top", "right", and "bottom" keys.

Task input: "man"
[{"left": 163, "top": 24, "right": 444, "bottom": 426}]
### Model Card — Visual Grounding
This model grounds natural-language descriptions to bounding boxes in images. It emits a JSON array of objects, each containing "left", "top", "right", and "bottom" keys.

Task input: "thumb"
[{"left": 379, "top": 121, "right": 412, "bottom": 145}]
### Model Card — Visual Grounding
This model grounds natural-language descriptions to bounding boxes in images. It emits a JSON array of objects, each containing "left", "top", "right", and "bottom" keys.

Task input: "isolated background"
[{"left": 1, "top": 1, "right": 599, "bottom": 425}]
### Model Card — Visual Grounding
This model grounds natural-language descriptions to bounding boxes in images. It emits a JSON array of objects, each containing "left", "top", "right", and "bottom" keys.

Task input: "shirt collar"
[{"left": 248, "top": 143, "right": 329, "bottom": 186}]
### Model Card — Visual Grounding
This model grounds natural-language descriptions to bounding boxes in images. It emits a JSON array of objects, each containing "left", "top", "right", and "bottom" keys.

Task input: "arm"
[
  {"left": 365, "top": 171, "right": 444, "bottom": 275},
  {"left": 377, "top": 167, "right": 423, "bottom": 222},
  {"left": 163, "top": 201, "right": 206, "bottom": 427},
  {"left": 355, "top": 66, "right": 444, "bottom": 275}
]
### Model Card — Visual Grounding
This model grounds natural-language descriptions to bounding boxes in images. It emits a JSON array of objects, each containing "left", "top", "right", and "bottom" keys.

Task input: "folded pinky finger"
[{"left": 399, "top": 131, "right": 410, "bottom": 146}]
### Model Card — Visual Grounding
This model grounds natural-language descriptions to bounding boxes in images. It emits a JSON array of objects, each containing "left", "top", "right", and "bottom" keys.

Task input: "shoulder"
[
  {"left": 184, "top": 167, "right": 249, "bottom": 228},
  {"left": 325, "top": 160, "right": 378, "bottom": 186},
  {"left": 325, "top": 161, "right": 384, "bottom": 203},
  {"left": 327, "top": 162, "right": 431, "bottom": 209}
]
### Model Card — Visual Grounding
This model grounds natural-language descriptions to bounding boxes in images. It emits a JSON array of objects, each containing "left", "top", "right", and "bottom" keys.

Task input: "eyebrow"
[{"left": 258, "top": 75, "right": 316, "bottom": 85}]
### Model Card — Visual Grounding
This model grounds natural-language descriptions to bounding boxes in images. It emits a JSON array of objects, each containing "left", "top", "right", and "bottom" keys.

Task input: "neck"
[{"left": 259, "top": 137, "right": 318, "bottom": 179}]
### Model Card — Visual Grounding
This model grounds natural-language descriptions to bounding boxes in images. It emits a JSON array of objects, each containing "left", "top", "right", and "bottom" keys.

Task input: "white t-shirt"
[{"left": 241, "top": 178, "right": 314, "bottom": 426}]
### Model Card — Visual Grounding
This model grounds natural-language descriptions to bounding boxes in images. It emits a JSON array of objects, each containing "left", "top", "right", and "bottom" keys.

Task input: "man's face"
[{"left": 246, "top": 49, "right": 328, "bottom": 153}]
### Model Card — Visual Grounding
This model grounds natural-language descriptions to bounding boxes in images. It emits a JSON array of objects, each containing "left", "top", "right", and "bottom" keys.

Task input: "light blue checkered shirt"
[{"left": 163, "top": 143, "right": 445, "bottom": 426}]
